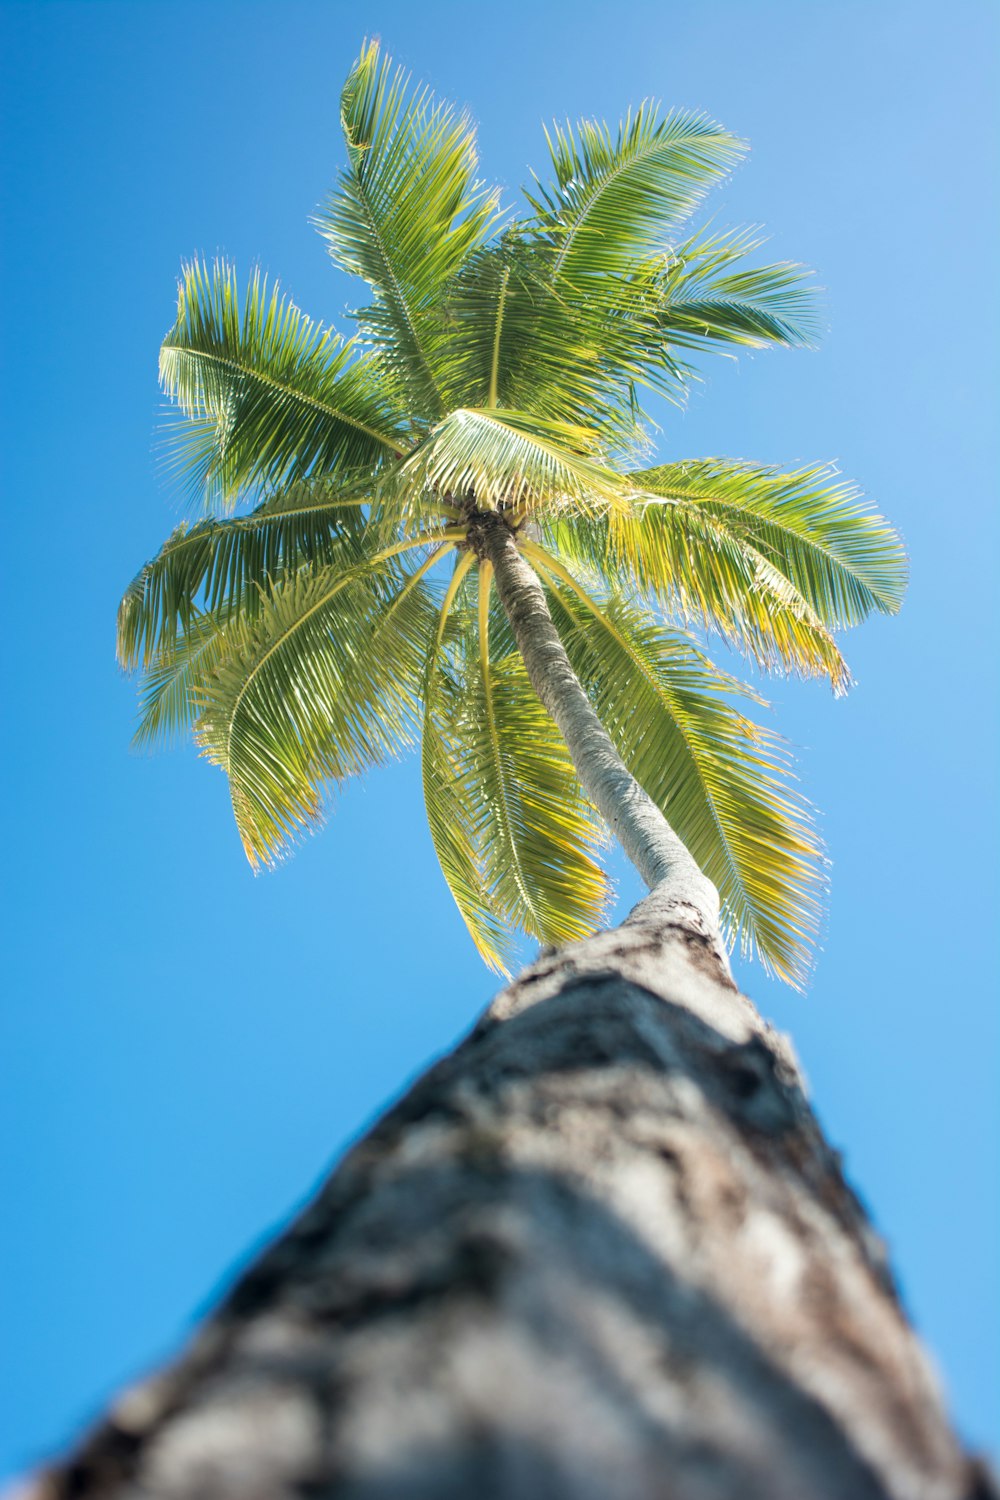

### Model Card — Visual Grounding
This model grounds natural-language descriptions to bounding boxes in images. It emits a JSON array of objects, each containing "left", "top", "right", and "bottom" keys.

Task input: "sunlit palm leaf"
[
  {"left": 316, "top": 39, "right": 499, "bottom": 419},
  {"left": 422, "top": 552, "right": 513, "bottom": 971},
  {"left": 440, "top": 237, "right": 657, "bottom": 449},
  {"left": 526, "top": 106, "right": 743, "bottom": 281},
  {"left": 544, "top": 496, "right": 852, "bottom": 690},
  {"left": 438, "top": 237, "right": 597, "bottom": 415},
  {"left": 528, "top": 546, "right": 822, "bottom": 985},
  {"left": 430, "top": 108, "right": 740, "bottom": 439},
  {"left": 422, "top": 559, "right": 608, "bottom": 970},
  {"left": 195, "top": 541, "right": 451, "bottom": 867},
  {"left": 397, "top": 407, "right": 626, "bottom": 514},
  {"left": 473, "top": 565, "right": 608, "bottom": 947},
  {"left": 480, "top": 109, "right": 743, "bottom": 434},
  {"left": 655, "top": 228, "right": 819, "bottom": 352},
  {"left": 159, "top": 260, "right": 406, "bottom": 509},
  {"left": 630, "top": 460, "right": 907, "bottom": 627},
  {"left": 118, "top": 480, "right": 377, "bottom": 669},
  {"left": 132, "top": 609, "right": 230, "bottom": 749}
]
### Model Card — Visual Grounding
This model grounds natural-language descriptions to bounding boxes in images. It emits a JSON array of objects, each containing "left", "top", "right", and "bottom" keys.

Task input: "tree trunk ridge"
[{"left": 29, "top": 898, "right": 992, "bottom": 1500}]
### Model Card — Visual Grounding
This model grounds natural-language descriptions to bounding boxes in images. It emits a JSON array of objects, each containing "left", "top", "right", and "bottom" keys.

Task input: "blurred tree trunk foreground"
[{"left": 33, "top": 900, "right": 997, "bottom": 1500}]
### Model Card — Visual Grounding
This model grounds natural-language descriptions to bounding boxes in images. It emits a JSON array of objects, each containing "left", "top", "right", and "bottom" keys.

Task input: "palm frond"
[
  {"left": 422, "top": 552, "right": 513, "bottom": 971},
  {"left": 630, "top": 460, "right": 907, "bottom": 627},
  {"left": 438, "top": 237, "right": 649, "bottom": 448},
  {"left": 195, "top": 539, "right": 452, "bottom": 867},
  {"left": 396, "top": 407, "right": 626, "bottom": 515},
  {"left": 655, "top": 228, "right": 819, "bottom": 352},
  {"left": 474, "top": 564, "right": 609, "bottom": 946},
  {"left": 526, "top": 105, "right": 744, "bottom": 282},
  {"left": 459, "top": 109, "right": 744, "bottom": 437},
  {"left": 422, "top": 558, "right": 608, "bottom": 970},
  {"left": 544, "top": 490, "right": 852, "bottom": 690},
  {"left": 159, "top": 259, "right": 407, "bottom": 509},
  {"left": 131, "top": 609, "right": 230, "bottom": 749},
  {"left": 316, "top": 39, "right": 500, "bottom": 419},
  {"left": 118, "top": 479, "right": 379, "bottom": 669},
  {"left": 527, "top": 544, "right": 822, "bottom": 985}
]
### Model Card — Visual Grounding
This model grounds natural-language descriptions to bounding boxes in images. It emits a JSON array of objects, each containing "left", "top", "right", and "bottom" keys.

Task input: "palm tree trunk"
[
  {"left": 29, "top": 521, "right": 988, "bottom": 1500},
  {"left": 474, "top": 510, "right": 726, "bottom": 965},
  {"left": 32, "top": 897, "right": 987, "bottom": 1500}
]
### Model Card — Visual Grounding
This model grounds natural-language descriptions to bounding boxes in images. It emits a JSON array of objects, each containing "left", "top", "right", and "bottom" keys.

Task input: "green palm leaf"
[
  {"left": 475, "top": 110, "right": 745, "bottom": 435},
  {"left": 527, "top": 106, "right": 743, "bottom": 282},
  {"left": 474, "top": 564, "right": 608, "bottom": 947},
  {"left": 527, "top": 545, "right": 822, "bottom": 986},
  {"left": 316, "top": 40, "right": 499, "bottom": 420},
  {"left": 422, "top": 552, "right": 513, "bottom": 971},
  {"left": 544, "top": 495, "right": 852, "bottom": 690},
  {"left": 433, "top": 108, "right": 743, "bottom": 442},
  {"left": 655, "top": 228, "right": 819, "bottom": 353},
  {"left": 423, "top": 559, "right": 608, "bottom": 971},
  {"left": 118, "top": 479, "right": 377, "bottom": 669},
  {"left": 195, "top": 539, "right": 451, "bottom": 867},
  {"left": 440, "top": 237, "right": 658, "bottom": 448},
  {"left": 397, "top": 407, "right": 626, "bottom": 515},
  {"left": 159, "top": 259, "right": 407, "bottom": 509},
  {"left": 438, "top": 238, "right": 594, "bottom": 414},
  {"left": 131, "top": 609, "right": 230, "bottom": 749},
  {"left": 630, "top": 460, "right": 907, "bottom": 627}
]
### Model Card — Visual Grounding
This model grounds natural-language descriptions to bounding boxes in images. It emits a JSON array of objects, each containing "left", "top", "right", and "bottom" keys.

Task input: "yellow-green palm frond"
[
  {"left": 396, "top": 407, "right": 626, "bottom": 516},
  {"left": 439, "top": 237, "right": 655, "bottom": 450},
  {"left": 117, "top": 478, "right": 386, "bottom": 670},
  {"left": 159, "top": 260, "right": 407, "bottom": 510},
  {"left": 655, "top": 228, "right": 820, "bottom": 354},
  {"left": 131, "top": 608, "right": 231, "bottom": 750},
  {"left": 472, "top": 565, "right": 610, "bottom": 949},
  {"left": 422, "top": 551, "right": 511, "bottom": 969},
  {"left": 544, "top": 495, "right": 852, "bottom": 691},
  {"left": 436, "top": 237, "right": 596, "bottom": 415},
  {"left": 527, "top": 546, "right": 822, "bottom": 986},
  {"left": 471, "top": 109, "right": 745, "bottom": 437},
  {"left": 526, "top": 106, "right": 744, "bottom": 282},
  {"left": 315, "top": 39, "right": 500, "bottom": 420},
  {"left": 423, "top": 559, "right": 609, "bottom": 972},
  {"left": 193, "top": 539, "right": 452, "bottom": 868},
  {"left": 630, "top": 460, "right": 907, "bottom": 627}
]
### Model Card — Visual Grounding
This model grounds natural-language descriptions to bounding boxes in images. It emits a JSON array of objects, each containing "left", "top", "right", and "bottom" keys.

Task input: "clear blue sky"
[{"left": 1, "top": 0, "right": 997, "bottom": 1476}]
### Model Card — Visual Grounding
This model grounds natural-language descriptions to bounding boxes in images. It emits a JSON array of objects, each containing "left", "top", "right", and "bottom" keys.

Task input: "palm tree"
[
  {"left": 38, "top": 44, "right": 983, "bottom": 1500},
  {"left": 119, "top": 40, "right": 905, "bottom": 989}
]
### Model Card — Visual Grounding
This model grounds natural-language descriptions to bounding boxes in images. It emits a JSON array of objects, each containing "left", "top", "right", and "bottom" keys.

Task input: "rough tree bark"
[
  {"left": 29, "top": 515, "right": 993, "bottom": 1498},
  {"left": 30, "top": 899, "right": 993, "bottom": 1500}
]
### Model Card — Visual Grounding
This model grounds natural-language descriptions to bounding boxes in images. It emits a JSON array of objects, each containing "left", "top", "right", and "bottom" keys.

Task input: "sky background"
[{"left": 1, "top": 0, "right": 997, "bottom": 1477}]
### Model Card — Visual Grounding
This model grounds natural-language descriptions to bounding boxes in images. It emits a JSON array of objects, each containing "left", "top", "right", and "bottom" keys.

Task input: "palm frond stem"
[{"left": 487, "top": 264, "right": 511, "bottom": 408}]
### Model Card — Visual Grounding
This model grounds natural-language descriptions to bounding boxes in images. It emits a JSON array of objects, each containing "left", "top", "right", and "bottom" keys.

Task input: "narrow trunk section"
[
  {"left": 475, "top": 512, "right": 722, "bottom": 943},
  {"left": 31, "top": 911, "right": 985, "bottom": 1500}
]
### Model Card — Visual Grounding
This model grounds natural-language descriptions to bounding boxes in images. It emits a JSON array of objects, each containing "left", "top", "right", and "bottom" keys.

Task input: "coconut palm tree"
[
  {"left": 119, "top": 40, "right": 905, "bottom": 988},
  {"left": 43, "top": 45, "right": 985, "bottom": 1500}
]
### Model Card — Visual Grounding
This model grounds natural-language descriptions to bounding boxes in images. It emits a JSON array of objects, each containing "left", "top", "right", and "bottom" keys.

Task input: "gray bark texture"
[{"left": 27, "top": 895, "right": 994, "bottom": 1500}]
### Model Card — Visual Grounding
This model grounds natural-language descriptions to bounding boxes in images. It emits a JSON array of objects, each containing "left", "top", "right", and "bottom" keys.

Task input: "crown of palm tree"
[{"left": 119, "top": 41, "right": 905, "bottom": 986}]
